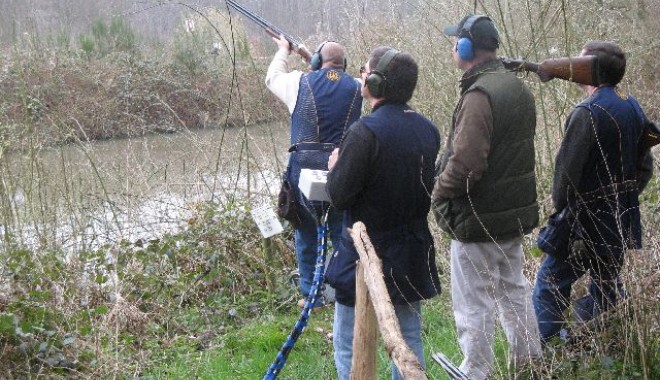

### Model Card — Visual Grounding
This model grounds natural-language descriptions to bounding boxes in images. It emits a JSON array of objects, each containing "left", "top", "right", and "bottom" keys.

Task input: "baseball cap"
[{"left": 443, "top": 14, "right": 500, "bottom": 50}]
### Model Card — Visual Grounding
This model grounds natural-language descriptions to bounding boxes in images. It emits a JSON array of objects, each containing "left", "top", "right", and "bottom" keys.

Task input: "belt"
[{"left": 288, "top": 142, "right": 336, "bottom": 153}]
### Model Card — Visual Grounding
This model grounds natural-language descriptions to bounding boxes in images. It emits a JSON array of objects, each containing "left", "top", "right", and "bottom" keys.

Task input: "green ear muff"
[{"left": 365, "top": 49, "right": 399, "bottom": 98}]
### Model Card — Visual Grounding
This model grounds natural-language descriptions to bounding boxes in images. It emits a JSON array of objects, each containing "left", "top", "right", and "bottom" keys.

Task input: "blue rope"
[{"left": 263, "top": 210, "right": 330, "bottom": 379}]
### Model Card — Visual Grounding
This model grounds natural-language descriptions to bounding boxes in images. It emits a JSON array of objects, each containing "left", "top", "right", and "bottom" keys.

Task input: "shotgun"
[
  {"left": 503, "top": 56, "right": 660, "bottom": 149},
  {"left": 501, "top": 56, "right": 600, "bottom": 86},
  {"left": 225, "top": 0, "right": 312, "bottom": 63}
]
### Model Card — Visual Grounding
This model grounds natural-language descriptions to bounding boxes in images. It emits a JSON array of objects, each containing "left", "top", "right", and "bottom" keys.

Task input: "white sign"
[{"left": 250, "top": 204, "right": 284, "bottom": 238}]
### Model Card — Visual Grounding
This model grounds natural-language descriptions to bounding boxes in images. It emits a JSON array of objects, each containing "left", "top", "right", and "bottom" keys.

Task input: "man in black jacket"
[
  {"left": 533, "top": 40, "right": 655, "bottom": 344},
  {"left": 325, "top": 46, "right": 441, "bottom": 380}
]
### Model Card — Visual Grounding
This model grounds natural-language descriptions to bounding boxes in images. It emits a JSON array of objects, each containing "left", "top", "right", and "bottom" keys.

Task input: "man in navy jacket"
[{"left": 325, "top": 46, "right": 441, "bottom": 380}]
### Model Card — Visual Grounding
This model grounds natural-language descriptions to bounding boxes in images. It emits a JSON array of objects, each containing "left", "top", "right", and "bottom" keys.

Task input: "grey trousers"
[{"left": 450, "top": 238, "right": 541, "bottom": 380}]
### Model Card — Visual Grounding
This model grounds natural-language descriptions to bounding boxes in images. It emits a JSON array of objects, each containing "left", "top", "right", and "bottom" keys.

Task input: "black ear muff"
[
  {"left": 365, "top": 49, "right": 399, "bottom": 98},
  {"left": 310, "top": 41, "right": 327, "bottom": 71},
  {"left": 310, "top": 40, "right": 347, "bottom": 71},
  {"left": 456, "top": 15, "right": 489, "bottom": 61}
]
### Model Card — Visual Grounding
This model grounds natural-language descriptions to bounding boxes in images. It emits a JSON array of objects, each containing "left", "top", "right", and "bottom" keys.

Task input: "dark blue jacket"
[
  {"left": 287, "top": 68, "right": 361, "bottom": 208},
  {"left": 326, "top": 103, "right": 441, "bottom": 306},
  {"left": 553, "top": 86, "right": 651, "bottom": 253}
]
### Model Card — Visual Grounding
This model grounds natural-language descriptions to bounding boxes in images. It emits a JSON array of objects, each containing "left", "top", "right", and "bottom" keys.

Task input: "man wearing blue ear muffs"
[
  {"left": 266, "top": 35, "right": 362, "bottom": 310},
  {"left": 431, "top": 14, "right": 542, "bottom": 379}
]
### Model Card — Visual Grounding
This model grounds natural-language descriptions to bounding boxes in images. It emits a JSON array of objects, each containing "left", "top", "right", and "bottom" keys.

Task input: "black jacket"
[{"left": 325, "top": 103, "right": 441, "bottom": 306}]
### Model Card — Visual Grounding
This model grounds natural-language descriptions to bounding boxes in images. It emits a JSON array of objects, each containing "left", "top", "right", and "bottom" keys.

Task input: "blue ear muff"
[
  {"left": 456, "top": 37, "right": 474, "bottom": 61},
  {"left": 455, "top": 14, "right": 491, "bottom": 62}
]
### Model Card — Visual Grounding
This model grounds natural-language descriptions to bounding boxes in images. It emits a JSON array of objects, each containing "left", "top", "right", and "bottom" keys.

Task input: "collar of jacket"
[
  {"left": 459, "top": 59, "right": 503, "bottom": 93},
  {"left": 371, "top": 99, "right": 404, "bottom": 113}
]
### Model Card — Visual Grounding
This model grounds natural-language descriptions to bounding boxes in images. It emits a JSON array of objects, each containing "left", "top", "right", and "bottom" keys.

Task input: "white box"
[{"left": 298, "top": 169, "right": 331, "bottom": 202}]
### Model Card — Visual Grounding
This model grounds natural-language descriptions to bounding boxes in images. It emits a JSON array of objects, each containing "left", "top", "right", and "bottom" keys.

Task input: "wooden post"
[
  {"left": 350, "top": 261, "right": 377, "bottom": 380},
  {"left": 349, "top": 222, "right": 428, "bottom": 380}
]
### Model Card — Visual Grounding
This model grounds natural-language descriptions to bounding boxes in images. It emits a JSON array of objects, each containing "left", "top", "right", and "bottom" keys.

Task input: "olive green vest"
[{"left": 434, "top": 60, "right": 539, "bottom": 242}]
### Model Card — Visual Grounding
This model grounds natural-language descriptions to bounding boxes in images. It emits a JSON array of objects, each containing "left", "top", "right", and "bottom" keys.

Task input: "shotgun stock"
[
  {"left": 502, "top": 56, "right": 599, "bottom": 86},
  {"left": 225, "top": 0, "right": 312, "bottom": 62},
  {"left": 502, "top": 56, "right": 660, "bottom": 149}
]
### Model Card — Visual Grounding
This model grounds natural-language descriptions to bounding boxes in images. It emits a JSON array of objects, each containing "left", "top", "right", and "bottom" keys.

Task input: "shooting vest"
[
  {"left": 330, "top": 103, "right": 441, "bottom": 306},
  {"left": 287, "top": 68, "right": 361, "bottom": 198},
  {"left": 573, "top": 86, "right": 645, "bottom": 250},
  {"left": 435, "top": 60, "right": 539, "bottom": 242}
]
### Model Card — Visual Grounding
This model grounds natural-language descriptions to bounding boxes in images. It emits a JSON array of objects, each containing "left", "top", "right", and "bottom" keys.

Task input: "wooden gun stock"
[
  {"left": 502, "top": 56, "right": 599, "bottom": 86},
  {"left": 261, "top": 28, "right": 312, "bottom": 63},
  {"left": 502, "top": 56, "right": 660, "bottom": 150}
]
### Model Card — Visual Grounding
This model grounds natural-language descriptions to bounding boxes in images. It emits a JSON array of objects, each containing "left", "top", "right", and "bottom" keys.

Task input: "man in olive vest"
[{"left": 431, "top": 14, "right": 541, "bottom": 379}]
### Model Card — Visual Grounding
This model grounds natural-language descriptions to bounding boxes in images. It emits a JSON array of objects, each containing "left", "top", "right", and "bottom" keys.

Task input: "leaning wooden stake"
[
  {"left": 349, "top": 222, "right": 428, "bottom": 380},
  {"left": 351, "top": 261, "right": 377, "bottom": 380}
]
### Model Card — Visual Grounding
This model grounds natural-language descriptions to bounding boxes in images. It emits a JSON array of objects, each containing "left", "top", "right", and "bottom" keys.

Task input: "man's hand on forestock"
[{"left": 272, "top": 33, "right": 291, "bottom": 53}]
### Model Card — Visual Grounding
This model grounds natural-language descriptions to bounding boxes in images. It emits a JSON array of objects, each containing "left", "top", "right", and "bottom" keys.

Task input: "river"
[{"left": 0, "top": 122, "right": 290, "bottom": 253}]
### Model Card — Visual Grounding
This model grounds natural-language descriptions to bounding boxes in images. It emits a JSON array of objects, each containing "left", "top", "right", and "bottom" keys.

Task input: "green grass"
[
  {"left": 143, "top": 295, "right": 464, "bottom": 379},
  {"left": 144, "top": 289, "right": 660, "bottom": 379},
  {"left": 145, "top": 308, "right": 336, "bottom": 379}
]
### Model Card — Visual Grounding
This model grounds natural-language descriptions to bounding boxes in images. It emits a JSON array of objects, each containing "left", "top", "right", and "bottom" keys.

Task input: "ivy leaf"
[{"left": 0, "top": 313, "right": 16, "bottom": 334}]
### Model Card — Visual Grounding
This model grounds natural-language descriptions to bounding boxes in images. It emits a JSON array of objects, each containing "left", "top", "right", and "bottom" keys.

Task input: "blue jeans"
[
  {"left": 333, "top": 301, "right": 425, "bottom": 380},
  {"left": 532, "top": 245, "right": 624, "bottom": 343},
  {"left": 294, "top": 206, "right": 342, "bottom": 298}
]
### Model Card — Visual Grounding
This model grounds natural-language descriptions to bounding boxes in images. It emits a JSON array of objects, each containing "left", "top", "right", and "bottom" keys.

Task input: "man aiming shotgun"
[
  {"left": 225, "top": 2, "right": 362, "bottom": 378},
  {"left": 532, "top": 40, "right": 656, "bottom": 346}
]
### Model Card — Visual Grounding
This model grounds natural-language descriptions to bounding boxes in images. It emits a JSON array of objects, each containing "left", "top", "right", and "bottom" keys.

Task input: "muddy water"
[{"left": 0, "top": 122, "right": 290, "bottom": 252}]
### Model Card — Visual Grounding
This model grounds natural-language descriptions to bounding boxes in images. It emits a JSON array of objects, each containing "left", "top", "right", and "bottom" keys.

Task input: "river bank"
[
  {"left": 0, "top": 50, "right": 283, "bottom": 152},
  {"left": 0, "top": 121, "right": 289, "bottom": 253}
]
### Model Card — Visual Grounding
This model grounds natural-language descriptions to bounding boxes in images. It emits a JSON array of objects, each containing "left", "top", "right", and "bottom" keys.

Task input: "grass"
[
  {"left": 134, "top": 281, "right": 562, "bottom": 380},
  {"left": 144, "top": 309, "right": 335, "bottom": 379},
  {"left": 143, "top": 293, "right": 550, "bottom": 379},
  {"left": 145, "top": 297, "right": 461, "bottom": 379}
]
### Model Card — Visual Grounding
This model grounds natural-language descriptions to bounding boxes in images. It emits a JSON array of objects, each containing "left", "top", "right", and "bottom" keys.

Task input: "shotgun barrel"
[{"left": 225, "top": 0, "right": 312, "bottom": 62}]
